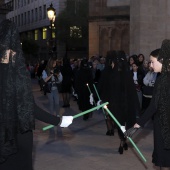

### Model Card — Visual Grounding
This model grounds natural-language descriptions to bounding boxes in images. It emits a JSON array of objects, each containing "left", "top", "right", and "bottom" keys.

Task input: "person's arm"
[
  {"left": 125, "top": 99, "right": 157, "bottom": 137},
  {"left": 136, "top": 96, "right": 157, "bottom": 127},
  {"left": 42, "top": 70, "right": 53, "bottom": 82},
  {"left": 56, "top": 72, "right": 63, "bottom": 83},
  {"left": 34, "top": 104, "right": 60, "bottom": 126},
  {"left": 143, "top": 73, "right": 150, "bottom": 86}
]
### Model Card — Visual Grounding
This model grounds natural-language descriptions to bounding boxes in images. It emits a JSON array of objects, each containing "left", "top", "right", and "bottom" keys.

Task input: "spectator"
[
  {"left": 42, "top": 58, "right": 63, "bottom": 116},
  {"left": 131, "top": 62, "right": 144, "bottom": 113},
  {"left": 142, "top": 60, "right": 158, "bottom": 110},
  {"left": 60, "top": 57, "right": 73, "bottom": 107}
]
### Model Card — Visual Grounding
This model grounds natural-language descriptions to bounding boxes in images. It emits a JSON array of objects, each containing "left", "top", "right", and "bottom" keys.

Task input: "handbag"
[{"left": 39, "top": 78, "right": 51, "bottom": 93}]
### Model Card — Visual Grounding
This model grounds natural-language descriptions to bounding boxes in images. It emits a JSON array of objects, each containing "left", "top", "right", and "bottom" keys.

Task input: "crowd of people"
[
  {"left": 1, "top": 19, "right": 170, "bottom": 170},
  {"left": 30, "top": 50, "right": 159, "bottom": 156},
  {"left": 18, "top": 48, "right": 164, "bottom": 169},
  {"left": 33, "top": 50, "right": 158, "bottom": 119}
]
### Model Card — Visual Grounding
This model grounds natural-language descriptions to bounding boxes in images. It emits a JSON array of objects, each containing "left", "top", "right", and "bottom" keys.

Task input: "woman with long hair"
[
  {"left": 125, "top": 40, "right": 170, "bottom": 169},
  {"left": 42, "top": 57, "right": 63, "bottom": 116}
]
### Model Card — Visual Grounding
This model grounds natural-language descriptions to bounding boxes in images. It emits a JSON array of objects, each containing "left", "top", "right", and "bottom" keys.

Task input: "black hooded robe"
[{"left": 0, "top": 19, "right": 60, "bottom": 170}]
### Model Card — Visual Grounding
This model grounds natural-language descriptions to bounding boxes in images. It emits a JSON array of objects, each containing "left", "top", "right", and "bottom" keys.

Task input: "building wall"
[
  {"left": 89, "top": 0, "right": 129, "bottom": 17},
  {"left": 89, "top": 0, "right": 130, "bottom": 57},
  {"left": 89, "top": 0, "right": 170, "bottom": 59},
  {"left": 130, "top": 0, "right": 170, "bottom": 59},
  {"left": 89, "top": 21, "right": 129, "bottom": 57},
  {"left": 107, "top": 0, "right": 130, "bottom": 7},
  {"left": 6, "top": 0, "right": 66, "bottom": 61}
]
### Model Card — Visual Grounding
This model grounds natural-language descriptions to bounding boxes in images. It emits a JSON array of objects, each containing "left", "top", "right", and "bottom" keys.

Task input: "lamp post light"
[{"left": 47, "top": 3, "right": 56, "bottom": 56}]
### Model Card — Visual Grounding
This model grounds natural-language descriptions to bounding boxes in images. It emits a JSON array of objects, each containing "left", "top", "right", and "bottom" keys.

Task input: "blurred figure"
[
  {"left": 128, "top": 55, "right": 137, "bottom": 70},
  {"left": 37, "top": 60, "right": 47, "bottom": 91},
  {"left": 142, "top": 58, "right": 158, "bottom": 110},
  {"left": 42, "top": 58, "right": 63, "bottom": 116},
  {"left": 75, "top": 59, "right": 94, "bottom": 120},
  {"left": 98, "top": 50, "right": 140, "bottom": 154},
  {"left": 60, "top": 58, "right": 73, "bottom": 107},
  {"left": 131, "top": 62, "right": 144, "bottom": 113},
  {"left": 137, "top": 53, "right": 145, "bottom": 69},
  {"left": 143, "top": 60, "right": 150, "bottom": 75}
]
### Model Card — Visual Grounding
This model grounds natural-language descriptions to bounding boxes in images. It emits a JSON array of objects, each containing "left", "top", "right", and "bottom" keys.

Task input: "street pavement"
[{"left": 31, "top": 79, "right": 157, "bottom": 170}]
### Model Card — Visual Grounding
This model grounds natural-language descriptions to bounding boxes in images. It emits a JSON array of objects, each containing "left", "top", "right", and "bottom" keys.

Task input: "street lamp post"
[{"left": 47, "top": 3, "right": 56, "bottom": 57}]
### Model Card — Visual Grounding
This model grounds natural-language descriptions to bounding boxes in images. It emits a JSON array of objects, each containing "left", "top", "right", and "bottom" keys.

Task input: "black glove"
[{"left": 124, "top": 127, "right": 139, "bottom": 138}]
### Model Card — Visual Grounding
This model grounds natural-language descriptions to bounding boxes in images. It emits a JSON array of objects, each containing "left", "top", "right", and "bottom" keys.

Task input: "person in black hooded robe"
[
  {"left": 98, "top": 50, "right": 140, "bottom": 154},
  {"left": 75, "top": 58, "right": 94, "bottom": 120},
  {"left": 0, "top": 20, "right": 73, "bottom": 170},
  {"left": 125, "top": 40, "right": 170, "bottom": 169}
]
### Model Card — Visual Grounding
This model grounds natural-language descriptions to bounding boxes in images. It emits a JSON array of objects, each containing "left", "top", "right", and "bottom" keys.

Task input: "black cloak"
[{"left": 98, "top": 51, "right": 140, "bottom": 129}]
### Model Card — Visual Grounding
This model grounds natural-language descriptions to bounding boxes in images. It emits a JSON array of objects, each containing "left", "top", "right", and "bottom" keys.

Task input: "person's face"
[
  {"left": 148, "top": 62, "right": 153, "bottom": 71},
  {"left": 52, "top": 60, "right": 57, "bottom": 68},
  {"left": 92, "top": 62, "right": 97, "bottom": 69},
  {"left": 111, "top": 61, "right": 115, "bottom": 69},
  {"left": 138, "top": 55, "right": 144, "bottom": 62},
  {"left": 100, "top": 58, "right": 105, "bottom": 64},
  {"left": 150, "top": 55, "right": 162, "bottom": 73},
  {"left": 132, "top": 64, "right": 138, "bottom": 72},
  {"left": 143, "top": 61, "right": 149, "bottom": 68},
  {"left": 129, "top": 57, "right": 134, "bottom": 65},
  {"left": 74, "top": 61, "right": 78, "bottom": 66},
  {"left": 0, "top": 49, "right": 16, "bottom": 64}
]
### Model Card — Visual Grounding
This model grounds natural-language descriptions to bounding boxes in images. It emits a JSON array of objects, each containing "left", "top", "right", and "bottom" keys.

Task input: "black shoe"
[
  {"left": 123, "top": 142, "right": 128, "bottom": 150},
  {"left": 62, "top": 105, "right": 67, "bottom": 108},
  {"left": 66, "top": 104, "right": 70, "bottom": 107},
  {"left": 118, "top": 145, "right": 123, "bottom": 154},
  {"left": 106, "top": 130, "right": 114, "bottom": 136},
  {"left": 83, "top": 117, "right": 88, "bottom": 121}
]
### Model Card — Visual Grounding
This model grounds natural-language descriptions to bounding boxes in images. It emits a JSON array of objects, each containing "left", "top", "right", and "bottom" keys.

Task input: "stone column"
[
  {"left": 89, "top": 22, "right": 100, "bottom": 57},
  {"left": 130, "top": 0, "right": 169, "bottom": 59}
]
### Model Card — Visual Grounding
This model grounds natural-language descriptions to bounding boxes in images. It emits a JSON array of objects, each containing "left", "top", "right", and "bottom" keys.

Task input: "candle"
[
  {"left": 73, "top": 102, "right": 108, "bottom": 119},
  {"left": 93, "top": 84, "right": 100, "bottom": 99},
  {"left": 87, "top": 83, "right": 96, "bottom": 105},
  {"left": 42, "top": 102, "right": 109, "bottom": 131},
  {"left": 93, "top": 83, "right": 107, "bottom": 119},
  {"left": 86, "top": 83, "right": 92, "bottom": 94}
]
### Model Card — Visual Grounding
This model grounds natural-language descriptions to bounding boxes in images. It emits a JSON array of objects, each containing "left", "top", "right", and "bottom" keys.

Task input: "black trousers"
[{"left": 0, "top": 131, "right": 33, "bottom": 170}]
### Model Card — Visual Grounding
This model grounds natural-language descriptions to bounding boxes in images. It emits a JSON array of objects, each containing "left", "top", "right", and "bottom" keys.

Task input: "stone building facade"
[
  {"left": 2, "top": 0, "right": 170, "bottom": 60},
  {"left": 89, "top": 0, "right": 170, "bottom": 59},
  {"left": 89, "top": 0, "right": 130, "bottom": 57},
  {"left": 130, "top": 0, "right": 170, "bottom": 59}
]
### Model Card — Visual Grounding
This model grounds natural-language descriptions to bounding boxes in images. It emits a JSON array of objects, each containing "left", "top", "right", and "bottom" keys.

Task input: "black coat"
[
  {"left": 60, "top": 64, "right": 73, "bottom": 93},
  {"left": 75, "top": 67, "right": 94, "bottom": 111},
  {"left": 137, "top": 75, "right": 170, "bottom": 167},
  {"left": 98, "top": 67, "right": 139, "bottom": 128}
]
